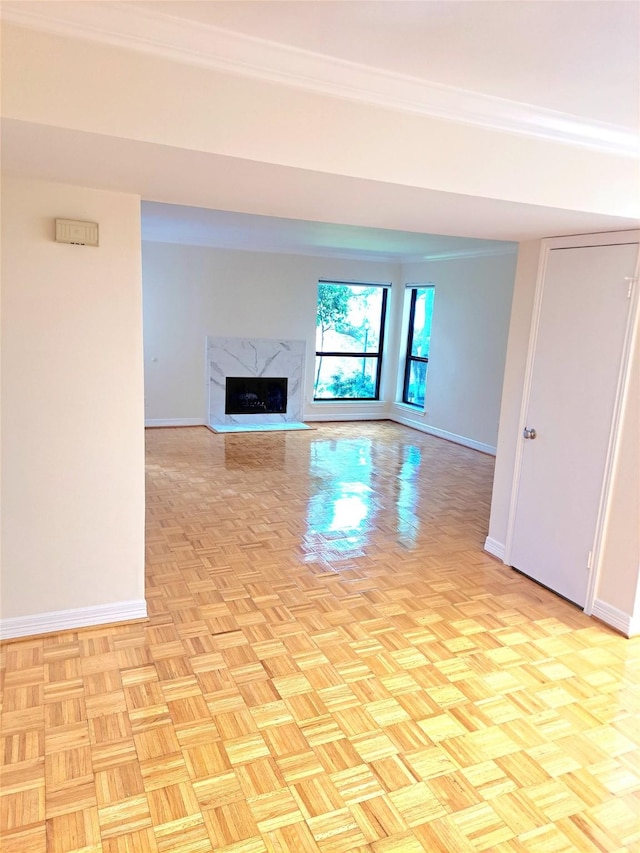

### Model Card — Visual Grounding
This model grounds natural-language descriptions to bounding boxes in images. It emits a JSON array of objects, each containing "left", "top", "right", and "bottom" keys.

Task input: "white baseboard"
[
  {"left": 390, "top": 413, "right": 497, "bottom": 455},
  {"left": 591, "top": 599, "right": 637, "bottom": 638},
  {"left": 484, "top": 537, "right": 506, "bottom": 561},
  {"left": 0, "top": 599, "right": 148, "bottom": 640},
  {"left": 304, "top": 412, "right": 389, "bottom": 422},
  {"left": 145, "top": 418, "right": 205, "bottom": 427}
]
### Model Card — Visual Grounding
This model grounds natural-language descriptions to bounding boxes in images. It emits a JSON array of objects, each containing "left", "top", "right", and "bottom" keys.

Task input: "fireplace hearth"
[{"left": 225, "top": 377, "right": 288, "bottom": 415}]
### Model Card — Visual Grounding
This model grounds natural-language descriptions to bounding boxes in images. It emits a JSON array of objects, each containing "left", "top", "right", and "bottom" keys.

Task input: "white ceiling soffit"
[
  {"left": 1, "top": 1, "right": 637, "bottom": 157},
  {"left": 5, "top": 120, "right": 638, "bottom": 244}
]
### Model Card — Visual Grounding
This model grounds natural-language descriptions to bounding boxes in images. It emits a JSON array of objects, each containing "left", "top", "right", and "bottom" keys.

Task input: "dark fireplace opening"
[{"left": 225, "top": 377, "right": 288, "bottom": 415}]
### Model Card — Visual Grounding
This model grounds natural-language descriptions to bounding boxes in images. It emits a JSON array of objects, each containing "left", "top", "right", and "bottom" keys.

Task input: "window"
[
  {"left": 403, "top": 286, "right": 435, "bottom": 408},
  {"left": 314, "top": 281, "right": 388, "bottom": 400}
]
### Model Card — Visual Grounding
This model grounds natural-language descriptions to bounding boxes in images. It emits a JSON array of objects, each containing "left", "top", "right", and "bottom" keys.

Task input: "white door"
[{"left": 509, "top": 242, "right": 638, "bottom": 607}]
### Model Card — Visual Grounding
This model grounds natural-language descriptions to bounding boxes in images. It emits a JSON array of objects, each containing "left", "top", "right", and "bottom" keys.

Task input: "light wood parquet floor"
[{"left": 1, "top": 422, "right": 639, "bottom": 853}]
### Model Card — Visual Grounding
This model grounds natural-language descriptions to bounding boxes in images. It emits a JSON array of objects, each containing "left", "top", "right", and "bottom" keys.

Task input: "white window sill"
[
  {"left": 392, "top": 401, "right": 428, "bottom": 417},
  {"left": 309, "top": 400, "right": 387, "bottom": 406}
]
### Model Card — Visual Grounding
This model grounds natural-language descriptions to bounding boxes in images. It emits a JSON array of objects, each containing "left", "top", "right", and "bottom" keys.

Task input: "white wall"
[
  {"left": 391, "top": 253, "right": 517, "bottom": 452},
  {"left": 595, "top": 332, "right": 639, "bottom": 620},
  {"left": 142, "top": 242, "right": 400, "bottom": 424},
  {"left": 1, "top": 176, "right": 146, "bottom": 634},
  {"left": 487, "top": 241, "right": 541, "bottom": 548}
]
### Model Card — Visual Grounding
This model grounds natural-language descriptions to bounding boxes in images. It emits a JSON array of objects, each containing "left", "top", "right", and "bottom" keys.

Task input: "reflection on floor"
[
  {"left": 1, "top": 422, "right": 638, "bottom": 853},
  {"left": 208, "top": 422, "right": 311, "bottom": 433}
]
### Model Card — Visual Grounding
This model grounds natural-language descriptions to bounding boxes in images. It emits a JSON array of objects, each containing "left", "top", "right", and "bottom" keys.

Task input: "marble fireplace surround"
[{"left": 207, "top": 336, "right": 306, "bottom": 429}]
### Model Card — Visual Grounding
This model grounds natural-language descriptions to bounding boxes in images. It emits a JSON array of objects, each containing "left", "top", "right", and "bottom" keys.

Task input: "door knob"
[{"left": 523, "top": 427, "right": 537, "bottom": 440}]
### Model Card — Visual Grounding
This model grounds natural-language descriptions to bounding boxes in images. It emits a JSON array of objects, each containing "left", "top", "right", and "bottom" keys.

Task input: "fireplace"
[
  {"left": 207, "top": 336, "right": 306, "bottom": 430},
  {"left": 225, "top": 377, "right": 288, "bottom": 415}
]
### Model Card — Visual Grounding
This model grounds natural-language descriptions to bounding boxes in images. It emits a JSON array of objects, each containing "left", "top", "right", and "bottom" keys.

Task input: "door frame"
[{"left": 503, "top": 230, "right": 640, "bottom": 615}]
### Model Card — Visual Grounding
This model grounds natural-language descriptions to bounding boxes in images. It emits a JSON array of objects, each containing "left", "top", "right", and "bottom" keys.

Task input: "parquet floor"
[{"left": 1, "top": 422, "right": 639, "bottom": 853}]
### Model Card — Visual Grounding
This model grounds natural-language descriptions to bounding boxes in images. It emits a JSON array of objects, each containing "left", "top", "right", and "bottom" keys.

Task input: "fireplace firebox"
[{"left": 225, "top": 377, "right": 288, "bottom": 415}]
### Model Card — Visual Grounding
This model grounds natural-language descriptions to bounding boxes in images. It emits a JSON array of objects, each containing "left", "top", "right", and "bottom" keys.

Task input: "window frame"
[
  {"left": 314, "top": 281, "right": 389, "bottom": 402},
  {"left": 402, "top": 285, "right": 434, "bottom": 408}
]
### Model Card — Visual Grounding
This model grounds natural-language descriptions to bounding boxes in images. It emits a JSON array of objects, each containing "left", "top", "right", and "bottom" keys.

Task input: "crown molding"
[
  {"left": 408, "top": 245, "right": 519, "bottom": 263},
  {"left": 2, "top": 2, "right": 637, "bottom": 158}
]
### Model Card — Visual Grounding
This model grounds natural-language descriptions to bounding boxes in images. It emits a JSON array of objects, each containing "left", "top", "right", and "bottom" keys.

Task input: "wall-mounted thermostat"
[{"left": 55, "top": 219, "right": 99, "bottom": 247}]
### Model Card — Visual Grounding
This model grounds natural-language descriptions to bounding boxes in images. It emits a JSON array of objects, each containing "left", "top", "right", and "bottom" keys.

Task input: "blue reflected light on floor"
[
  {"left": 303, "top": 437, "right": 424, "bottom": 560},
  {"left": 305, "top": 439, "right": 375, "bottom": 559},
  {"left": 309, "top": 482, "right": 372, "bottom": 534},
  {"left": 396, "top": 444, "right": 422, "bottom": 546}
]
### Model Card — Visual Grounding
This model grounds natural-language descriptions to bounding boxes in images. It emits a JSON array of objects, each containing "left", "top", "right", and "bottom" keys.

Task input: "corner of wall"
[{"left": 487, "top": 240, "right": 541, "bottom": 548}]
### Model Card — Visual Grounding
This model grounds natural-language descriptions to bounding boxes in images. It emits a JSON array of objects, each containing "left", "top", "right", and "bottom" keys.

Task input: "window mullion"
[{"left": 402, "top": 286, "right": 434, "bottom": 408}]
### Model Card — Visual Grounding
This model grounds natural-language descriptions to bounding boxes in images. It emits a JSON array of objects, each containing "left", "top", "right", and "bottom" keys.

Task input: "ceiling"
[
  {"left": 141, "top": 201, "right": 516, "bottom": 262},
  {"left": 2, "top": 1, "right": 638, "bottom": 258},
  {"left": 142, "top": 0, "right": 639, "bottom": 129}
]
